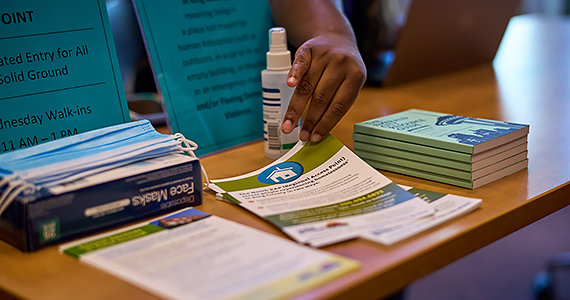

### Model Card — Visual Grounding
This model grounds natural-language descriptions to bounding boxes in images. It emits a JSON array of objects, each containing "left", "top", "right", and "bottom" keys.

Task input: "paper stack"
[
  {"left": 210, "top": 134, "right": 482, "bottom": 247},
  {"left": 353, "top": 109, "right": 529, "bottom": 189}
]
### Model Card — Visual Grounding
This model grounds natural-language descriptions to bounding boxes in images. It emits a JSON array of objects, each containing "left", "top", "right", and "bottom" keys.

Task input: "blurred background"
[{"left": 343, "top": 0, "right": 570, "bottom": 85}]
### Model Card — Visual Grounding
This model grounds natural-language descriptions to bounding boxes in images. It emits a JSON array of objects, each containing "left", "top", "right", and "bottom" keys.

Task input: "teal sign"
[
  {"left": 133, "top": 0, "right": 273, "bottom": 156},
  {"left": 0, "top": 0, "right": 129, "bottom": 153}
]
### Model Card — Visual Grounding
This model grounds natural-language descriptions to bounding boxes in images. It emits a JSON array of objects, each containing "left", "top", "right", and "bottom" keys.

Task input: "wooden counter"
[{"left": 1, "top": 15, "right": 569, "bottom": 300}]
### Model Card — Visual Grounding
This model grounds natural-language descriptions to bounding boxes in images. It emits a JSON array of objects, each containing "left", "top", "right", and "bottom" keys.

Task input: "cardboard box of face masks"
[{"left": 0, "top": 153, "right": 202, "bottom": 252}]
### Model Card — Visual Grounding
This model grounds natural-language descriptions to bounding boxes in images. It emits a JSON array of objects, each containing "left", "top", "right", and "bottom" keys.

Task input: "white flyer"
[
  {"left": 361, "top": 186, "right": 482, "bottom": 245},
  {"left": 210, "top": 135, "right": 434, "bottom": 247},
  {"left": 60, "top": 208, "right": 359, "bottom": 300}
]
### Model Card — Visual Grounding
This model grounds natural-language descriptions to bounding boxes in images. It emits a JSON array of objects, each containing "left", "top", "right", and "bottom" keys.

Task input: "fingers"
[
  {"left": 309, "top": 76, "right": 361, "bottom": 143},
  {"left": 281, "top": 36, "right": 367, "bottom": 142},
  {"left": 281, "top": 46, "right": 324, "bottom": 135},
  {"left": 300, "top": 66, "right": 343, "bottom": 141},
  {"left": 294, "top": 52, "right": 365, "bottom": 143}
]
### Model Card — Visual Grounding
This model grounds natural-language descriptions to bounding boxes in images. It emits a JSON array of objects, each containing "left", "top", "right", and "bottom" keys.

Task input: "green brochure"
[
  {"left": 133, "top": 0, "right": 273, "bottom": 156},
  {"left": 210, "top": 135, "right": 435, "bottom": 247},
  {"left": 0, "top": 0, "right": 130, "bottom": 153}
]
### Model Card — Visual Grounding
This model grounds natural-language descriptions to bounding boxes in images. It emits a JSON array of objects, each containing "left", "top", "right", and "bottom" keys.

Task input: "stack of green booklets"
[{"left": 353, "top": 109, "right": 530, "bottom": 189}]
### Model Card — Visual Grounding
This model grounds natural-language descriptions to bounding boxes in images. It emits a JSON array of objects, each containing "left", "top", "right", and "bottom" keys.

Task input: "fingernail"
[
  {"left": 310, "top": 134, "right": 322, "bottom": 143},
  {"left": 282, "top": 119, "right": 293, "bottom": 133},
  {"left": 287, "top": 76, "right": 296, "bottom": 86},
  {"left": 300, "top": 130, "right": 310, "bottom": 141}
]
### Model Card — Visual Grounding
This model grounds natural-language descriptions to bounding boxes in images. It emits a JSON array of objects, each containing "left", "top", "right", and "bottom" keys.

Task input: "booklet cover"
[
  {"left": 209, "top": 134, "right": 434, "bottom": 247},
  {"left": 60, "top": 207, "right": 360, "bottom": 300},
  {"left": 354, "top": 109, "right": 529, "bottom": 154},
  {"left": 0, "top": 0, "right": 130, "bottom": 153}
]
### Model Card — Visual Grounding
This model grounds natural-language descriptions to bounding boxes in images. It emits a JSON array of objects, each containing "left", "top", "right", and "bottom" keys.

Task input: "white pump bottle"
[{"left": 262, "top": 27, "right": 300, "bottom": 159}]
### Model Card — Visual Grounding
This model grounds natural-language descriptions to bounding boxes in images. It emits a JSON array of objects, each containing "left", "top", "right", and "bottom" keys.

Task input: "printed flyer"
[
  {"left": 60, "top": 208, "right": 359, "bottom": 300},
  {"left": 210, "top": 135, "right": 435, "bottom": 247},
  {"left": 361, "top": 185, "right": 482, "bottom": 245}
]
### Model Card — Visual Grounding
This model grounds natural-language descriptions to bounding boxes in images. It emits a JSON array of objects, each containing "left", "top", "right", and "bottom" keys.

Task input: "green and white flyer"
[
  {"left": 0, "top": 0, "right": 130, "bottom": 153},
  {"left": 210, "top": 135, "right": 435, "bottom": 247},
  {"left": 361, "top": 185, "right": 482, "bottom": 245},
  {"left": 60, "top": 208, "right": 359, "bottom": 300}
]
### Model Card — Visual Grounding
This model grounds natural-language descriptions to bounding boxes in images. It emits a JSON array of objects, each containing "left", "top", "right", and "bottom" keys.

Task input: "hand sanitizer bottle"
[{"left": 262, "top": 27, "right": 299, "bottom": 159}]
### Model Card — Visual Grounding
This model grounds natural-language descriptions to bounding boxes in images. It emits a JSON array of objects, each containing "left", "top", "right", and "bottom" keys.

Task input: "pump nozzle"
[
  {"left": 269, "top": 27, "right": 287, "bottom": 52},
  {"left": 267, "top": 27, "right": 291, "bottom": 70}
]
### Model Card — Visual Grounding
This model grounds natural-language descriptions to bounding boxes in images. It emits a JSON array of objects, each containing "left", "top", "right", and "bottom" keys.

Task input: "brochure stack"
[
  {"left": 210, "top": 134, "right": 482, "bottom": 246},
  {"left": 353, "top": 109, "right": 530, "bottom": 189}
]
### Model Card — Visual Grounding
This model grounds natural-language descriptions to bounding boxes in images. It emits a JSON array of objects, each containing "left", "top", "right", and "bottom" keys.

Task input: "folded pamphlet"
[
  {"left": 210, "top": 135, "right": 482, "bottom": 247},
  {"left": 209, "top": 134, "right": 435, "bottom": 247}
]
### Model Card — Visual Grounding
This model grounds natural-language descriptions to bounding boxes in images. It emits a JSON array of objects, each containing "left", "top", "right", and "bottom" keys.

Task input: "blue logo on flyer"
[{"left": 258, "top": 161, "right": 304, "bottom": 184}]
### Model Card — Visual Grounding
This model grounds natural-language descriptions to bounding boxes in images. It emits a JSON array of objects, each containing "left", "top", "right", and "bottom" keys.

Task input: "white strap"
[
  {"left": 0, "top": 173, "right": 19, "bottom": 190},
  {"left": 174, "top": 133, "right": 212, "bottom": 190},
  {"left": 0, "top": 177, "right": 38, "bottom": 216}
]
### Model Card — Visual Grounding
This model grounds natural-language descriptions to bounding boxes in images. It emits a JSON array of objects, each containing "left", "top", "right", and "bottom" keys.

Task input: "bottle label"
[{"left": 262, "top": 88, "right": 282, "bottom": 151}]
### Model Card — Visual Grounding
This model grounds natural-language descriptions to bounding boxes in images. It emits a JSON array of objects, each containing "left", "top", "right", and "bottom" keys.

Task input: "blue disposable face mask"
[
  {"left": 0, "top": 120, "right": 163, "bottom": 172},
  {"left": 0, "top": 120, "right": 206, "bottom": 216},
  {"left": 24, "top": 137, "right": 181, "bottom": 186}
]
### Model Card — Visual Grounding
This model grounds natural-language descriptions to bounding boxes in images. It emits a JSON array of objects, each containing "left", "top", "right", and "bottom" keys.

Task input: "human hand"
[{"left": 280, "top": 33, "right": 366, "bottom": 143}]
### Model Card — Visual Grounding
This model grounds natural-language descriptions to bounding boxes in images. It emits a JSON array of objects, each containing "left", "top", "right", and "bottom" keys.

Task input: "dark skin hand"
[{"left": 270, "top": 0, "right": 367, "bottom": 143}]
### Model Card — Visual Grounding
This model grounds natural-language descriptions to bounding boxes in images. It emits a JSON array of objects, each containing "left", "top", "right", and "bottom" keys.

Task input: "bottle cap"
[{"left": 267, "top": 27, "right": 291, "bottom": 70}]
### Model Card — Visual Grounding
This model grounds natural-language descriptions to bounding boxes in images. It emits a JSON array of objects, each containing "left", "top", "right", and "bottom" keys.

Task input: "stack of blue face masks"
[{"left": 0, "top": 120, "right": 202, "bottom": 216}]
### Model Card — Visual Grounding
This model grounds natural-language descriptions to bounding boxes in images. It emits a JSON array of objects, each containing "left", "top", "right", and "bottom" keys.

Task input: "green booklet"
[
  {"left": 355, "top": 148, "right": 527, "bottom": 181},
  {"left": 353, "top": 140, "right": 528, "bottom": 172},
  {"left": 352, "top": 132, "right": 528, "bottom": 163},
  {"left": 354, "top": 109, "right": 529, "bottom": 154},
  {"left": 361, "top": 156, "right": 529, "bottom": 189}
]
